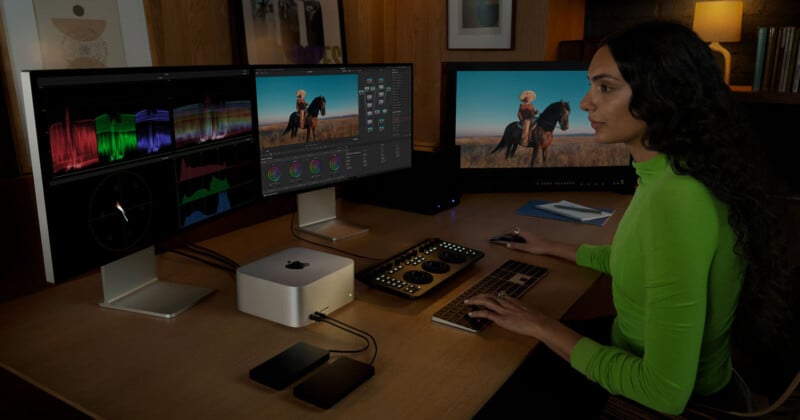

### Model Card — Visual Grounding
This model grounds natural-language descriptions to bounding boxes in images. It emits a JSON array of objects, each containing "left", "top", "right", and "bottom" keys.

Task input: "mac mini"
[{"left": 236, "top": 247, "right": 355, "bottom": 327}]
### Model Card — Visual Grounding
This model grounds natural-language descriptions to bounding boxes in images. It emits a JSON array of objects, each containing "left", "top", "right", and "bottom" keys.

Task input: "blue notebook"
[{"left": 516, "top": 199, "right": 614, "bottom": 226}]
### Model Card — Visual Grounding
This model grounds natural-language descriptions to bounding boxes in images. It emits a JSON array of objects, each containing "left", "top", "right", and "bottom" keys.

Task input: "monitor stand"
[
  {"left": 296, "top": 187, "right": 368, "bottom": 241},
  {"left": 98, "top": 246, "right": 214, "bottom": 318}
]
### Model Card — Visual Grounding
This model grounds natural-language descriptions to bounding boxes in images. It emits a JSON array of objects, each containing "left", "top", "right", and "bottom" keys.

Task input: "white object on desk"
[
  {"left": 236, "top": 248, "right": 354, "bottom": 327},
  {"left": 99, "top": 246, "right": 215, "bottom": 318},
  {"left": 535, "top": 200, "right": 614, "bottom": 222}
]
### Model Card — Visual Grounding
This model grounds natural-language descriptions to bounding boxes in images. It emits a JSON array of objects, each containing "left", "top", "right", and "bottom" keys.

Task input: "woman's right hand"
[{"left": 506, "top": 228, "right": 579, "bottom": 263}]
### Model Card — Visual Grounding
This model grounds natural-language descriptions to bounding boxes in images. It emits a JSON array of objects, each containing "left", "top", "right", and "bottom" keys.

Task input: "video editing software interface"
[
  {"left": 26, "top": 64, "right": 413, "bottom": 283},
  {"left": 444, "top": 61, "right": 635, "bottom": 191},
  {"left": 27, "top": 67, "right": 260, "bottom": 283},
  {"left": 254, "top": 64, "right": 413, "bottom": 197}
]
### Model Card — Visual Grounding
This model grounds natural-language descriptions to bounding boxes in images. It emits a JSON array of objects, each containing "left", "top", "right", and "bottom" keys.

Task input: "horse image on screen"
[
  {"left": 491, "top": 99, "right": 571, "bottom": 166},
  {"left": 454, "top": 69, "right": 630, "bottom": 169},
  {"left": 283, "top": 94, "right": 327, "bottom": 141},
  {"left": 256, "top": 73, "right": 359, "bottom": 148}
]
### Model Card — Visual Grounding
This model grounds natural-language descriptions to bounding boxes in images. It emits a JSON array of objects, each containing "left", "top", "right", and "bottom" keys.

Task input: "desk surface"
[{"left": 0, "top": 192, "right": 630, "bottom": 419}]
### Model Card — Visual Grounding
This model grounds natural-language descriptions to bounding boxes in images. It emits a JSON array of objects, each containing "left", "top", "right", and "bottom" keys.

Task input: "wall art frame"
[
  {"left": 0, "top": 0, "right": 151, "bottom": 173},
  {"left": 241, "top": 0, "right": 346, "bottom": 65},
  {"left": 447, "top": 0, "right": 515, "bottom": 50}
]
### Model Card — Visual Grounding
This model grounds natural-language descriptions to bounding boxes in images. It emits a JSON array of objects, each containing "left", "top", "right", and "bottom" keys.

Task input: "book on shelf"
[
  {"left": 793, "top": 40, "right": 800, "bottom": 92},
  {"left": 755, "top": 26, "right": 800, "bottom": 93},
  {"left": 769, "top": 26, "right": 787, "bottom": 92},
  {"left": 778, "top": 27, "right": 798, "bottom": 92},
  {"left": 753, "top": 27, "right": 768, "bottom": 92},
  {"left": 761, "top": 26, "right": 779, "bottom": 92},
  {"left": 789, "top": 29, "right": 800, "bottom": 92}
]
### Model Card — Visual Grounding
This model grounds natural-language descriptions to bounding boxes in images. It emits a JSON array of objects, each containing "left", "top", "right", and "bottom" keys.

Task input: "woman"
[{"left": 468, "top": 20, "right": 787, "bottom": 417}]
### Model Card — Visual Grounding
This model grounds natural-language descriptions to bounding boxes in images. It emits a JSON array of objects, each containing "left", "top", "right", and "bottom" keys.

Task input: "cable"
[
  {"left": 322, "top": 318, "right": 378, "bottom": 366},
  {"left": 161, "top": 248, "right": 236, "bottom": 273},
  {"left": 308, "top": 312, "right": 370, "bottom": 355},
  {"left": 183, "top": 242, "right": 240, "bottom": 269},
  {"left": 318, "top": 321, "right": 370, "bottom": 355},
  {"left": 322, "top": 317, "right": 378, "bottom": 366},
  {"left": 157, "top": 242, "right": 239, "bottom": 273},
  {"left": 310, "top": 311, "right": 378, "bottom": 366}
]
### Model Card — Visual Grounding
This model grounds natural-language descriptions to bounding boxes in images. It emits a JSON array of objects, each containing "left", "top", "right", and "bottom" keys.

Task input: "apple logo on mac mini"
[{"left": 285, "top": 260, "right": 309, "bottom": 269}]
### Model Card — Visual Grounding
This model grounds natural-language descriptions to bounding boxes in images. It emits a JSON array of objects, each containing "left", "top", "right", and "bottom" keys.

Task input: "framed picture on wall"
[
  {"left": 241, "top": 0, "right": 346, "bottom": 65},
  {"left": 447, "top": 0, "right": 515, "bottom": 50},
  {"left": 0, "top": 0, "right": 152, "bottom": 173}
]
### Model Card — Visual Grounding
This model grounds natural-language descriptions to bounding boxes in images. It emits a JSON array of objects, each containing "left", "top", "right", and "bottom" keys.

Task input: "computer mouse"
[{"left": 489, "top": 234, "right": 526, "bottom": 244}]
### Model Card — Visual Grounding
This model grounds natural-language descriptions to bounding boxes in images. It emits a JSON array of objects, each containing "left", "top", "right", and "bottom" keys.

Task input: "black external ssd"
[
  {"left": 293, "top": 357, "right": 375, "bottom": 409},
  {"left": 249, "top": 342, "right": 330, "bottom": 390}
]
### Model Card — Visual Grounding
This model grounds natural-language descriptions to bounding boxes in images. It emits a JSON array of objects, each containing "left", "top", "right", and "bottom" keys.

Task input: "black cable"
[
  {"left": 309, "top": 312, "right": 369, "bottom": 354},
  {"left": 183, "top": 242, "right": 240, "bottom": 269},
  {"left": 320, "top": 320, "right": 371, "bottom": 354},
  {"left": 157, "top": 241, "right": 239, "bottom": 273},
  {"left": 323, "top": 318, "right": 378, "bottom": 366},
  {"left": 162, "top": 248, "right": 237, "bottom": 273},
  {"left": 310, "top": 311, "right": 378, "bottom": 366}
]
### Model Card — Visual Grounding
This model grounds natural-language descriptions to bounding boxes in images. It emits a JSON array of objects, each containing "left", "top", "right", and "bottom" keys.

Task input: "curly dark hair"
[{"left": 601, "top": 20, "right": 795, "bottom": 393}]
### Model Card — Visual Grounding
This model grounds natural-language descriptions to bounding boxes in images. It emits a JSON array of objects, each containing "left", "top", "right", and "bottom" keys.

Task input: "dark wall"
[
  {"left": 584, "top": 0, "right": 800, "bottom": 87},
  {"left": 0, "top": 91, "right": 17, "bottom": 177}
]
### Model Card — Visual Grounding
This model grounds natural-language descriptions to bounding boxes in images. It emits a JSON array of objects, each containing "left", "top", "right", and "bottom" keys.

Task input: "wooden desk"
[{"left": 0, "top": 192, "right": 630, "bottom": 419}]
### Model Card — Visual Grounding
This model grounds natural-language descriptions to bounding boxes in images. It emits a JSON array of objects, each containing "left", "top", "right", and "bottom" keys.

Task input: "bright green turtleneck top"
[{"left": 570, "top": 153, "right": 743, "bottom": 415}]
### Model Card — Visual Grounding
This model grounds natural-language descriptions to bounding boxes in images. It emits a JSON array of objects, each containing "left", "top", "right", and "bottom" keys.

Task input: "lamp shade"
[{"left": 692, "top": 1, "right": 743, "bottom": 42}]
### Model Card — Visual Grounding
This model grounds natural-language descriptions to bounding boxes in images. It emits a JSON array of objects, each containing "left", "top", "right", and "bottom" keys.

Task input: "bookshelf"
[
  {"left": 732, "top": 89, "right": 799, "bottom": 197},
  {"left": 733, "top": 83, "right": 800, "bottom": 104},
  {"left": 752, "top": 26, "right": 800, "bottom": 95},
  {"left": 734, "top": 90, "right": 800, "bottom": 105}
]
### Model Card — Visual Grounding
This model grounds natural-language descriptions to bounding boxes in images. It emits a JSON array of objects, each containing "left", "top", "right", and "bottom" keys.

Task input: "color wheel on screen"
[
  {"left": 266, "top": 166, "right": 281, "bottom": 182},
  {"left": 288, "top": 162, "right": 302, "bottom": 178},
  {"left": 309, "top": 159, "right": 322, "bottom": 175},
  {"left": 329, "top": 156, "right": 341, "bottom": 172}
]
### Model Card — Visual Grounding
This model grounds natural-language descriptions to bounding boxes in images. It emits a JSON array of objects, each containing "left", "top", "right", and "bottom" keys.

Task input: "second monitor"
[{"left": 253, "top": 64, "right": 414, "bottom": 240}]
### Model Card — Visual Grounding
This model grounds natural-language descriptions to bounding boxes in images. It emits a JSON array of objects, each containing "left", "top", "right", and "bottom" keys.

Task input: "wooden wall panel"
[
  {"left": 545, "top": 0, "right": 585, "bottom": 60},
  {"left": 144, "top": 0, "right": 235, "bottom": 66},
  {"left": 393, "top": 0, "right": 448, "bottom": 147},
  {"left": 340, "top": 0, "right": 396, "bottom": 63}
]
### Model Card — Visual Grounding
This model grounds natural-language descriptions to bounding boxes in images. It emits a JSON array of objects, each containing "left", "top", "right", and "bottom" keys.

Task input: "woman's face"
[{"left": 580, "top": 46, "right": 648, "bottom": 151}]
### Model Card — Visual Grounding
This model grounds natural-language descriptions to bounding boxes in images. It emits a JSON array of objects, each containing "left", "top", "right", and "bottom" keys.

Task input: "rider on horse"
[
  {"left": 296, "top": 89, "right": 307, "bottom": 129},
  {"left": 518, "top": 90, "right": 538, "bottom": 147}
]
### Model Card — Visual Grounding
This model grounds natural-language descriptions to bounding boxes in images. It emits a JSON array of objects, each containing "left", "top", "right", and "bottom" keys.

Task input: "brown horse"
[
  {"left": 490, "top": 100, "right": 570, "bottom": 166},
  {"left": 282, "top": 96, "right": 327, "bottom": 142}
]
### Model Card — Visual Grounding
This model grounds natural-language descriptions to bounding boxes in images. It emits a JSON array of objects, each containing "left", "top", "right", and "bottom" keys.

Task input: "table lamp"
[{"left": 692, "top": 0, "right": 743, "bottom": 84}]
